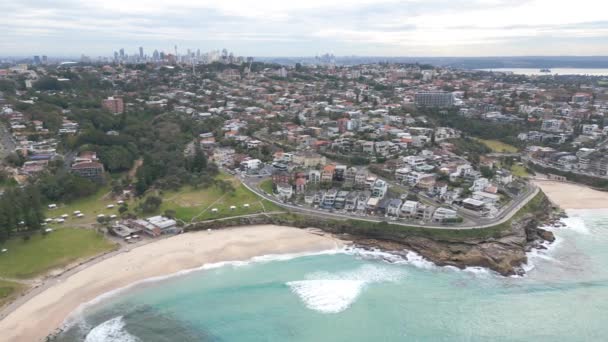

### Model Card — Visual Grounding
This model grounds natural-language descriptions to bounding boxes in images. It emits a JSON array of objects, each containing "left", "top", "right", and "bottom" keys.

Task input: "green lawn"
[
  {"left": 0, "top": 279, "right": 25, "bottom": 307},
  {"left": 476, "top": 139, "right": 519, "bottom": 153},
  {"left": 45, "top": 186, "right": 126, "bottom": 227},
  {"left": 0, "top": 228, "right": 116, "bottom": 279},
  {"left": 158, "top": 175, "right": 283, "bottom": 223},
  {"left": 259, "top": 179, "right": 274, "bottom": 194},
  {"left": 510, "top": 164, "right": 530, "bottom": 178}
]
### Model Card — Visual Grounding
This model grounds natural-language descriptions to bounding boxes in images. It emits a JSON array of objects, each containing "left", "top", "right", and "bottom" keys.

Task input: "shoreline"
[
  {"left": 2, "top": 181, "right": 605, "bottom": 341},
  {"left": 533, "top": 180, "right": 608, "bottom": 209},
  {"left": 0, "top": 225, "right": 344, "bottom": 342}
]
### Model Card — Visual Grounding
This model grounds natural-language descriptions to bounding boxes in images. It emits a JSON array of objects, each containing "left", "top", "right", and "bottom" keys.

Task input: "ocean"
[
  {"left": 56, "top": 209, "right": 608, "bottom": 341},
  {"left": 477, "top": 68, "right": 608, "bottom": 76}
]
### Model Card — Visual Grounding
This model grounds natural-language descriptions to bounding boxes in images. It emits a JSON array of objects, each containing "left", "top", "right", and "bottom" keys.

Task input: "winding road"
[{"left": 239, "top": 173, "right": 539, "bottom": 230}]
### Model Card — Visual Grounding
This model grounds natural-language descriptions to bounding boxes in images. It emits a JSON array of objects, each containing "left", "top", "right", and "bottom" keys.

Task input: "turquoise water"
[{"left": 58, "top": 210, "right": 608, "bottom": 341}]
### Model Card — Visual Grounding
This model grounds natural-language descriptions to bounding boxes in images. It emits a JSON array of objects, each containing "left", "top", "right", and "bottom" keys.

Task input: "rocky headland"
[{"left": 187, "top": 192, "right": 560, "bottom": 276}]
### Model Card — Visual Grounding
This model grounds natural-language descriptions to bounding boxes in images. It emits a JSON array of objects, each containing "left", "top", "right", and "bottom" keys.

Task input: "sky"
[{"left": 2, "top": 0, "right": 608, "bottom": 57}]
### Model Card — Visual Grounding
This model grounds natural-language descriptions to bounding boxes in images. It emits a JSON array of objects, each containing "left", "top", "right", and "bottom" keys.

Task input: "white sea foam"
[
  {"left": 343, "top": 246, "right": 435, "bottom": 268},
  {"left": 463, "top": 266, "right": 492, "bottom": 276},
  {"left": 403, "top": 251, "right": 437, "bottom": 270},
  {"left": 84, "top": 316, "right": 139, "bottom": 342},
  {"left": 286, "top": 280, "right": 365, "bottom": 313},
  {"left": 62, "top": 248, "right": 343, "bottom": 331},
  {"left": 518, "top": 223, "right": 565, "bottom": 276},
  {"left": 560, "top": 215, "right": 590, "bottom": 235},
  {"left": 344, "top": 246, "right": 496, "bottom": 276},
  {"left": 287, "top": 264, "right": 405, "bottom": 313}
]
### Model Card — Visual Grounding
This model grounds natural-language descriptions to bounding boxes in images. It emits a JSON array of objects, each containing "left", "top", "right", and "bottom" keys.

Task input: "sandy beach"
[
  {"left": 534, "top": 180, "right": 608, "bottom": 209},
  {"left": 0, "top": 225, "right": 343, "bottom": 342}
]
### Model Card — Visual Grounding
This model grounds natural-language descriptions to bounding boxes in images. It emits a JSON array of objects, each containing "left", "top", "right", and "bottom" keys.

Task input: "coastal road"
[
  {"left": 370, "top": 172, "right": 536, "bottom": 227},
  {"left": 239, "top": 173, "right": 540, "bottom": 230}
]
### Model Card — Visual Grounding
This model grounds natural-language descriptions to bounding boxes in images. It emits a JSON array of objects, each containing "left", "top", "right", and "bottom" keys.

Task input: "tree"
[
  {"left": 215, "top": 179, "right": 235, "bottom": 194},
  {"left": 99, "top": 146, "right": 136, "bottom": 172},
  {"left": 118, "top": 204, "right": 128, "bottom": 214},
  {"left": 480, "top": 166, "right": 495, "bottom": 179},
  {"left": 0, "top": 185, "right": 45, "bottom": 241},
  {"left": 186, "top": 143, "right": 207, "bottom": 173},
  {"left": 97, "top": 216, "right": 110, "bottom": 225},
  {"left": 140, "top": 195, "right": 162, "bottom": 213},
  {"left": 164, "top": 209, "right": 176, "bottom": 219},
  {"left": 0, "top": 79, "right": 16, "bottom": 94},
  {"left": 5, "top": 152, "right": 25, "bottom": 167},
  {"left": 34, "top": 76, "right": 62, "bottom": 91}
]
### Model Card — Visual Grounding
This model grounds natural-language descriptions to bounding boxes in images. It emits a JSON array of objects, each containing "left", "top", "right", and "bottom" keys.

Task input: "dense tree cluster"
[
  {"left": 37, "top": 172, "right": 99, "bottom": 202},
  {"left": 139, "top": 195, "right": 163, "bottom": 213},
  {"left": 0, "top": 186, "right": 45, "bottom": 242}
]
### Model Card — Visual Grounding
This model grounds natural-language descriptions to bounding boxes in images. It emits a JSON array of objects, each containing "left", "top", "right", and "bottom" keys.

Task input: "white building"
[
  {"left": 240, "top": 158, "right": 262, "bottom": 171},
  {"left": 276, "top": 183, "right": 294, "bottom": 200},
  {"left": 432, "top": 208, "right": 458, "bottom": 222},
  {"left": 400, "top": 200, "right": 419, "bottom": 217}
]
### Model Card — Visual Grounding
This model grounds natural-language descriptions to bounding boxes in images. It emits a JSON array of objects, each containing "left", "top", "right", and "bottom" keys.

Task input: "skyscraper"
[
  {"left": 139, "top": 46, "right": 144, "bottom": 59},
  {"left": 119, "top": 48, "right": 125, "bottom": 59}
]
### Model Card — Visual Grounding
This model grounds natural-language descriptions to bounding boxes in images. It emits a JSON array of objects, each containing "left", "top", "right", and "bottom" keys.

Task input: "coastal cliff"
[
  {"left": 347, "top": 213, "right": 555, "bottom": 276},
  {"left": 187, "top": 192, "right": 557, "bottom": 276},
  {"left": 343, "top": 192, "right": 558, "bottom": 276}
]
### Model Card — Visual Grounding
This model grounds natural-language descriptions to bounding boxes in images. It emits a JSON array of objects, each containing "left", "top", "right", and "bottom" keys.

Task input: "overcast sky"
[{"left": 2, "top": 0, "right": 608, "bottom": 57}]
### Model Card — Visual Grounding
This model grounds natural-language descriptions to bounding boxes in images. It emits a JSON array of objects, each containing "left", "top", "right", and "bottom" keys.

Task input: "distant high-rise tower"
[
  {"left": 139, "top": 46, "right": 144, "bottom": 59},
  {"left": 119, "top": 48, "right": 125, "bottom": 59},
  {"left": 153, "top": 49, "right": 159, "bottom": 61},
  {"left": 102, "top": 96, "right": 124, "bottom": 114},
  {"left": 33, "top": 56, "right": 41, "bottom": 65},
  {"left": 42, "top": 55, "right": 48, "bottom": 65}
]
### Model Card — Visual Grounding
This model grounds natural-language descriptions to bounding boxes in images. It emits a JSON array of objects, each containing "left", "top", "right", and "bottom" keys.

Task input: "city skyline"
[{"left": 2, "top": 0, "right": 608, "bottom": 57}]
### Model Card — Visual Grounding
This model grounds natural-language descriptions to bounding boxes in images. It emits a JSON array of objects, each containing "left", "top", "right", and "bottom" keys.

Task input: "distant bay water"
[
  {"left": 477, "top": 68, "right": 608, "bottom": 76},
  {"left": 56, "top": 210, "right": 608, "bottom": 342}
]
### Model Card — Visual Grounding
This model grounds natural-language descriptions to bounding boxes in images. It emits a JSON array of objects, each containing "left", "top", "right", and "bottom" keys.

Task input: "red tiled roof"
[{"left": 71, "top": 162, "right": 103, "bottom": 169}]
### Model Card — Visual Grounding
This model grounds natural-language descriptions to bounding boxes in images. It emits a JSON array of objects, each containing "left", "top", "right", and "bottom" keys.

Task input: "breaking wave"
[
  {"left": 287, "top": 264, "right": 405, "bottom": 313},
  {"left": 84, "top": 316, "right": 139, "bottom": 342}
]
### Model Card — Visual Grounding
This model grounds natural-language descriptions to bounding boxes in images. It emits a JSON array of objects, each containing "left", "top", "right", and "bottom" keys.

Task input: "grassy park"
[
  {"left": 45, "top": 186, "right": 125, "bottom": 227},
  {"left": 259, "top": 179, "right": 274, "bottom": 194},
  {"left": 476, "top": 139, "right": 519, "bottom": 153},
  {"left": 0, "top": 173, "right": 282, "bottom": 306},
  {"left": 158, "top": 176, "right": 282, "bottom": 222},
  {"left": 0, "top": 228, "right": 116, "bottom": 279},
  {"left": 44, "top": 172, "right": 283, "bottom": 227},
  {"left": 510, "top": 164, "right": 530, "bottom": 177}
]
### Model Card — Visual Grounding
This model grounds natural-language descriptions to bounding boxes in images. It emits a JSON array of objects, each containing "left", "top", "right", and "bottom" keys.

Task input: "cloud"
[{"left": 1, "top": 0, "right": 608, "bottom": 56}]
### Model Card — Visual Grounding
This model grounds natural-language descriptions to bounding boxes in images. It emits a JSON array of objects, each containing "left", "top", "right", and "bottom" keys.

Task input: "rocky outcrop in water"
[{"left": 347, "top": 199, "right": 557, "bottom": 276}]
